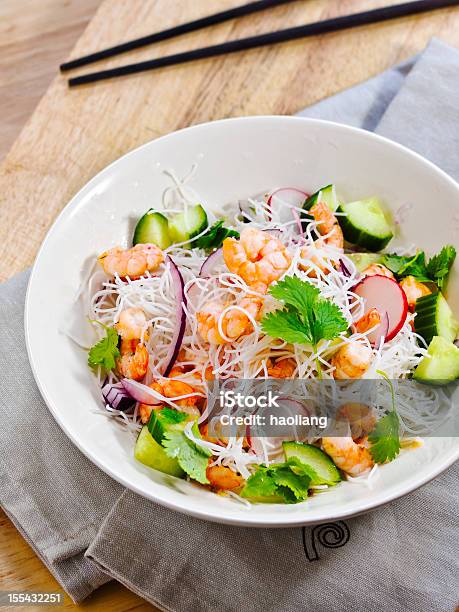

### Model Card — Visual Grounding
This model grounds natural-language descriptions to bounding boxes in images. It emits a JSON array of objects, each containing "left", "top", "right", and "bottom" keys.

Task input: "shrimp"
[
  {"left": 115, "top": 307, "right": 149, "bottom": 341},
  {"left": 117, "top": 339, "right": 149, "bottom": 381},
  {"left": 353, "top": 308, "right": 381, "bottom": 335},
  {"left": 331, "top": 341, "right": 373, "bottom": 379},
  {"left": 322, "top": 436, "right": 373, "bottom": 476},
  {"left": 337, "top": 403, "right": 377, "bottom": 440},
  {"left": 267, "top": 357, "right": 296, "bottom": 378},
  {"left": 206, "top": 464, "right": 245, "bottom": 491},
  {"left": 198, "top": 229, "right": 290, "bottom": 345},
  {"left": 299, "top": 202, "right": 343, "bottom": 276},
  {"left": 222, "top": 228, "right": 291, "bottom": 289},
  {"left": 115, "top": 307, "right": 150, "bottom": 381},
  {"left": 399, "top": 275, "right": 431, "bottom": 311},
  {"left": 197, "top": 294, "right": 264, "bottom": 344},
  {"left": 299, "top": 241, "right": 336, "bottom": 277},
  {"left": 309, "top": 201, "right": 344, "bottom": 249},
  {"left": 200, "top": 423, "right": 224, "bottom": 446},
  {"left": 98, "top": 243, "right": 164, "bottom": 278},
  {"left": 138, "top": 377, "right": 201, "bottom": 424},
  {"left": 197, "top": 301, "right": 227, "bottom": 344},
  {"left": 362, "top": 263, "right": 394, "bottom": 279}
]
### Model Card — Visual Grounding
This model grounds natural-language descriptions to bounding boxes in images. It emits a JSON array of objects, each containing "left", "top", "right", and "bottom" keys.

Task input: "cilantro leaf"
[
  {"left": 382, "top": 246, "right": 456, "bottom": 289},
  {"left": 195, "top": 220, "right": 239, "bottom": 250},
  {"left": 162, "top": 424, "right": 211, "bottom": 485},
  {"left": 270, "top": 462, "right": 311, "bottom": 501},
  {"left": 368, "top": 411, "right": 401, "bottom": 463},
  {"left": 426, "top": 245, "right": 456, "bottom": 289},
  {"left": 240, "top": 467, "right": 282, "bottom": 501},
  {"left": 262, "top": 276, "right": 348, "bottom": 349},
  {"left": 382, "top": 251, "right": 430, "bottom": 281},
  {"left": 88, "top": 326, "right": 120, "bottom": 371},
  {"left": 261, "top": 310, "right": 312, "bottom": 345},
  {"left": 269, "top": 275, "right": 319, "bottom": 315},
  {"left": 368, "top": 371, "right": 401, "bottom": 464},
  {"left": 241, "top": 458, "right": 312, "bottom": 504},
  {"left": 312, "top": 298, "right": 348, "bottom": 341},
  {"left": 156, "top": 407, "right": 188, "bottom": 426}
]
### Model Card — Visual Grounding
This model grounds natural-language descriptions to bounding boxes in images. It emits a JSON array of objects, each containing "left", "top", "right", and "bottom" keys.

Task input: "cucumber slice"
[
  {"left": 168, "top": 204, "right": 208, "bottom": 247},
  {"left": 414, "top": 292, "right": 459, "bottom": 345},
  {"left": 338, "top": 197, "right": 394, "bottom": 252},
  {"left": 303, "top": 184, "right": 339, "bottom": 212},
  {"left": 347, "top": 252, "right": 382, "bottom": 273},
  {"left": 148, "top": 407, "right": 189, "bottom": 445},
  {"left": 134, "top": 426, "right": 185, "bottom": 477},
  {"left": 413, "top": 336, "right": 459, "bottom": 384},
  {"left": 282, "top": 441, "right": 341, "bottom": 485},
  {"left": 133, "top": 210, "right": 172, "bottom": 249}
]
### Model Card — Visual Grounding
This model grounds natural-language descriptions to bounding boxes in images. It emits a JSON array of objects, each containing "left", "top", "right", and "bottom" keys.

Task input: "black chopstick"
[
  {"left": 61, "top": 0, "right": 298, "bottom": 72},
  {"left": 69, "top": 0, "right": 459, "bottom": 87}
]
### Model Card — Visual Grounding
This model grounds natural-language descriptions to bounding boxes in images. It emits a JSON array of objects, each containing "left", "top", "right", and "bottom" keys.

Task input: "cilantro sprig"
[
  {"left": 195, "top": 220, "right": 239, "bottom": 250},
  {"left": 88, "top": 324, "right": 120, "bottom": 371},
  {"left": 156, "top": 408, "right": 212, "bottom": 484},
  {"left": 261, "top": 276, "right": 348, "bottom": 377},
  {"left": 368, "top": 371, "right": 401, "bottom": 464},
  {"left": 382, "top": 245, "right": 456, "bottom": 289},
  {"left": 241, "top": 458, "right": 313, "bottom": 504}
]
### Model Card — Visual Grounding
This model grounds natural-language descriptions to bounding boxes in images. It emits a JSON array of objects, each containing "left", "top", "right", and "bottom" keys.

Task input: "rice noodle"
[{"left": 79, "top": 171, "right": 452, "bottom": 498}]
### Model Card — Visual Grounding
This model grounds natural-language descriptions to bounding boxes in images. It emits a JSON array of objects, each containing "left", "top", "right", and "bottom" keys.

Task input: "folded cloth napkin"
[{"left": 1, "top": 37, "right": 458, "bottom": 610}]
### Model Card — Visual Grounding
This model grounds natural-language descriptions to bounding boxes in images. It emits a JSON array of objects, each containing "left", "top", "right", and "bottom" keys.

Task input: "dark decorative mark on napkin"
[{"left": 302, "top": 521, "right": 350, "bottom": 562}]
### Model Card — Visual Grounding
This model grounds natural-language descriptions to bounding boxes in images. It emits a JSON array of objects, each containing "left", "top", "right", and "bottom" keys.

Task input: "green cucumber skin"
[
  {"left": 168, "top": 204, "right": 208, "bottom": 246},
  {"left": 147, "top": 409, "right": 187, "bottom": 445},
  {"left": 337, "top": 205, "right": 393, "bottom": 252},
  {"left": 414, "top": 336, "right": 459, "bottom": 384},
  {"left": 303, "top": 184, "right": 337, "bottom": 212},
  {"left": 283, "top": 441, "right": 341, "bottom": 485},
  {"left": 133, "top": 210, "right": 172, "bottom": 249},
  {"left": 414, "top": 293, "right": 459, "bottom": 345},
  {"left": 134, "top": 426, "right": 184, "bottom": 477}
]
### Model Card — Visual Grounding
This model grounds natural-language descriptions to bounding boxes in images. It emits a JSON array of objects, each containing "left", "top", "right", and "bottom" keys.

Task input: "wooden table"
[{"left": 1, "top": 0, "right": 459, "bottom": 608}]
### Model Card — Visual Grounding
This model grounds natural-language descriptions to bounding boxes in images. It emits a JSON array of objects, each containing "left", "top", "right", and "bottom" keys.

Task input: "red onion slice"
[
  {"left": 199, "top": 247, "right": 224, "bottom": 277},
  {"left": 163, "top": 255, "right": 187, "bottom": 376},
  {"left": 121, "top": 378, "right": 163, "bottom": 405},
  {"left": 339, "top": 258, "right": 352, "bottom": 278},
  {"left": 102, "top": 381, "right": 135, "bottom": 412}
]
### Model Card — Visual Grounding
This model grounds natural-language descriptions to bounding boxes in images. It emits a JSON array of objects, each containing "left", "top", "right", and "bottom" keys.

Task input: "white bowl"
[{"left": 25, "top": 117, "right": 459, "bottom": 527}]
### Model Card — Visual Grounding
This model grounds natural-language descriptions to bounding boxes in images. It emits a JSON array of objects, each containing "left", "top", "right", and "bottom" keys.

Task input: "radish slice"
[
  {"left": 121, "top": 379, "right": 163, "bottom": 405},
  {"left": 163, "top": 256, "right": 186, "bottom": 376},
  {"left": 353, "top": 275, "right": 408, "bottom": 342},
  {"left": 199, "top": 247, "right": 224, "bottom": 277},
  {"left": 267, "top": 187, "right": 308, "bottom": 225}
]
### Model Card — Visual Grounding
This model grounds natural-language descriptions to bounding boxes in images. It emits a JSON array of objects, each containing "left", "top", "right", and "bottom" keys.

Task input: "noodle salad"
[{"left": 81, "top": 170, "right": 459, "bottom": 504}]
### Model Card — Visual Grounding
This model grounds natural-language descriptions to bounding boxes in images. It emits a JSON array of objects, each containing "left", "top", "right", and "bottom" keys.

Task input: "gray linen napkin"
[
  {"left": 0, "top": 271, "right": 124, "bottom": 601},
  {"left": 0, "top": 37, "right": 458, "bottom": 609}
]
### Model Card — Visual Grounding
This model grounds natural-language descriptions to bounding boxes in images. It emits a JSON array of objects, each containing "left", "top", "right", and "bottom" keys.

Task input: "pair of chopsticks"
[{"left": 63, "top": 0, "right": 459, "bottom": 87}]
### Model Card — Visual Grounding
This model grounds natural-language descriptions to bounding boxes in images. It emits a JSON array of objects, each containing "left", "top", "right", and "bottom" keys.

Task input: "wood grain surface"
[
  {"left": 1, "top": 0, "right": 459, "bottom": 609},
  {"left": 0, "top": 0, "right": 101, "bottom": 161}
]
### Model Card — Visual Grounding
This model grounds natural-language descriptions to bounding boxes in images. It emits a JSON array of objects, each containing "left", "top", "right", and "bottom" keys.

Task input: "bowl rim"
[{"left": 25, "top": 116, "right": 459, "bottom": 527}]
